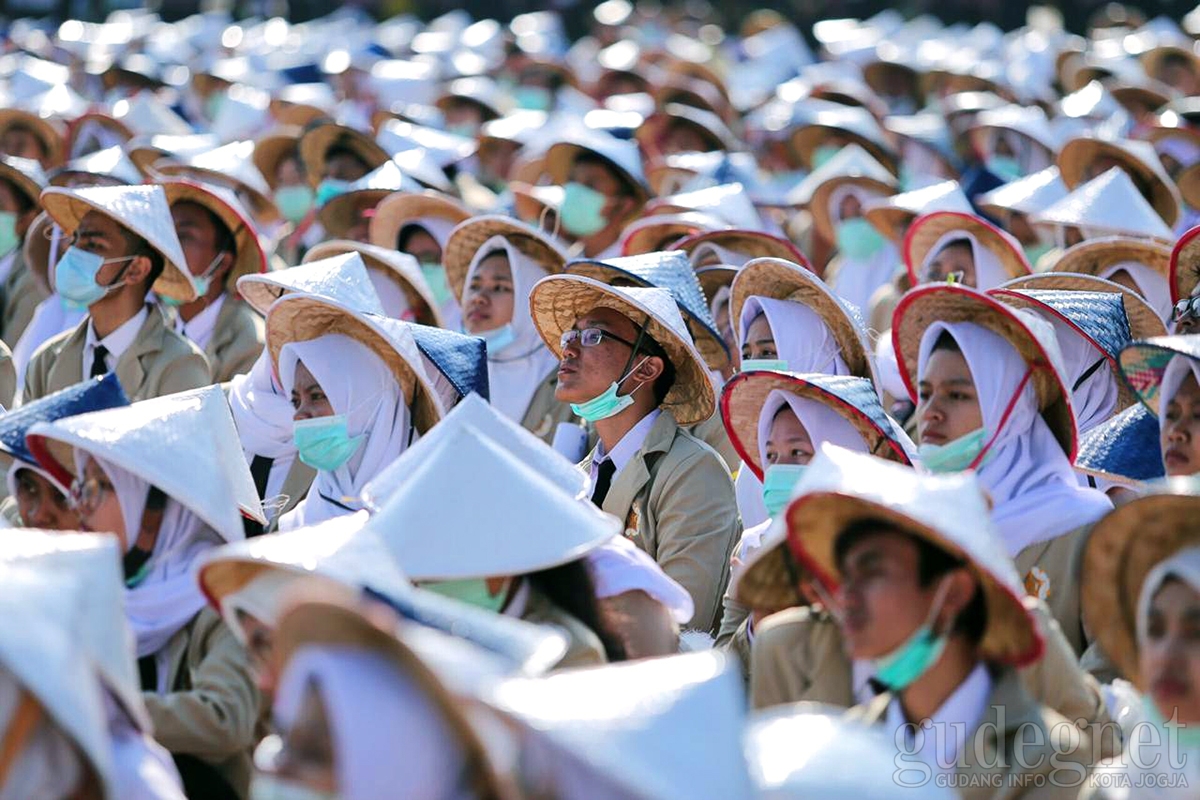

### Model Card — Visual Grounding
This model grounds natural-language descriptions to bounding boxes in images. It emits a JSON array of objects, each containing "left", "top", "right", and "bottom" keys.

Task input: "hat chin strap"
[{"left": 968, "top": 365, "right": 1037, "bottom": 470}]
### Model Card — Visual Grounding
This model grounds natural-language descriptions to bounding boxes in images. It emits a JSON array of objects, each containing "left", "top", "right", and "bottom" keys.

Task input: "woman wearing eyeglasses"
[
  {"left": 444, "top": 215, "right": 577, "bottom": 442},
  {"left": 26, "top": 386, "right": 266, "bottom": 799}
]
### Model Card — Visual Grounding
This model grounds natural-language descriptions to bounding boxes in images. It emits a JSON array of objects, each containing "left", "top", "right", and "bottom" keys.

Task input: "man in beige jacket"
[
  {"left": 529, "top": 273, "right": 739, "bottom": 634},
  {"left": 23, "top": 184, "right": 210, "bottom": 403}
]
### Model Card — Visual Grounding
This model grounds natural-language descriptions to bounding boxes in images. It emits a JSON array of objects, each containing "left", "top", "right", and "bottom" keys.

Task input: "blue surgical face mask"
[
  {"left": 740, "top": 358, "right": 789, "bottom": 373},
  {"left": 420, "top": 261, "right": 453, "bottom": 307},
  {"left": 293, "top": 414, "right": 364, "bottom": 472},
  {"left": 812, "top": 145, "right": 841, "bottom": 169},
  {"left": 0, "top": 211, "right": 17, "bottom": 257},
  {"left": 248, "top": 773, "right": 337, "bottom": 800},
  {"left": 478, "top": 323, "right": 517, "bottom": 354},
  {"left": 761, "top": 463, "right": 806, "bottom": 518},
  {"left": 275, "top": 185, "right": 315, "bottom": 224},
  {"left": 163, "top": 251, "right": 225, "bottom": 307},
  {"left": 836, "top": 217, "right": 887, "bottom": 261},
  {"left": 560, "top": 182, "right": 609, "bottom": 237},
  {"left": 513, "top": 86, "right": 553, "bottom": 111},
  {"left": 570, "top": 357, "right": 650, "bottom": 422},
  {"left": 873, "top": 578, "right": 951, "bottom": 691},
  {"left": 917, "top": 427, "right": 991, "bottom": 474},
  {"left": 986, "top": 155, "right": 1023, "bottom": 183},
  {"left": 315, "top": 178, "right": 351, "bottom": 207},
  {"left": 55, "top": 246, "right": 135, "bottom": 308},
  {"left": 422, "top": 578, "right": 509, "bottom": 613}
]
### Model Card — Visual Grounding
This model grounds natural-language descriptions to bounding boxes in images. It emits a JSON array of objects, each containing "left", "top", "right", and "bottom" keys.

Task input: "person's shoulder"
[
  {"left": 155, "top": 318, "right": 209, "bottom": 361},
  {"left": 28, "top": 323, "right": 79, "bottom": 362}
]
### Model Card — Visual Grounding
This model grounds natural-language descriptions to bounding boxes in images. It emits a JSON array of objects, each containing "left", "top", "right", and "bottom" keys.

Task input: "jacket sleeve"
[
  {"left": 0, "top": 343, "right": 15, "bottom": 410},
  {"left": 647, "top": 448, "right": 740, "bottom": 634},
  {"left": 144, "top": 612, "right": 263, "bottom": 760},
  {"left": 156, "top": 352, "right": 213, "bottom": 398},
  {"left": 19, "top": 346, "right": 46, "bottom": 405}
]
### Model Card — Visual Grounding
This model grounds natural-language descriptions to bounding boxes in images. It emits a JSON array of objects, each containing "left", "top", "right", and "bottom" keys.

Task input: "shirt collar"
[
  {"left": 177, "top": 294, "right": 225, "bottom": 350},
  {"left": 885, "top": 661, "right": 992, "bottom": 771},
  {"left": 85, "top": 304, "right": 149, "bottom": 362},
  {"left": 595, "top": 408, "right": 661, "bottom": 474}
]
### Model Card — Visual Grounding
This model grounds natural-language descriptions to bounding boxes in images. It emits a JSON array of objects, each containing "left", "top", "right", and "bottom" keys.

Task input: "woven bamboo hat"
[
  {"left": 903, "top": 211, "right": 1031, "bottom": 286},
  {"left": 1057, "top": 137, "right": 1182, "bottom": 228},
  {"left": 862, "top": 180, "right": 973, "bottom": 242},
  {"left": 251, "top": 126, "right": 303, "bottom": 190},
  {"left": 1075, "top": 404, "right": 1165, "bottom": 489},
  {"left": 1082, "top": 481, "right": 1200, "bottom": 684},
  {"left": 1177, "top": 161, "right": 1200, "bottom": 212},
  {"left": 150, "top": 140, "right": 281, "bottom": 224},
  {"left": 999, "top": 271, "right": 1167, "bottom": 342},
  {"left": 730, "top": 257, "right": 876, "bottom": 385},
  {"left": 529, "top": 275, "right": 715, "bottom": 425},
  {"left": 1170, "top": 224, "right": 1200, "bottom": 305},
  {"left": 619, "top": 212, "right": 728, "bottom": 257},
  {"left": 161, "top": 178, "right": 267, "bottom": 291},
  {"left": 297, "top": 122, "right": 389, "bottom": 188},
  {"left": 720, "top": 371, "right": 912, "bottom": 480},
  {"left": 1118, "top": 334, "right": 1200, "bottom": 416},
  {"left": 443, "top": 215, "right": 567, "bottom": 304},
  {"left": 891, "top": 283, "right": 1077, "bottom": 458},
  {"left": 0, "top": 155, "right": 46, "bottom": 207},
  {"left": 317, "top": 160, "right": 422, "bottom": 239},
  {"left": 736, "top": 444, "right": 1043, "bottom": 667},
  {"left": 367, "top": 190, "right": 471, "bottom": 252},
  {"left": 303, "top": 239, "right": 443, "bottom": 328}
]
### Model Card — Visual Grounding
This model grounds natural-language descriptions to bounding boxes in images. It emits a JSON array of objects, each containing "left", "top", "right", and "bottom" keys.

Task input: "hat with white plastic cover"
[
  {"left": 998, "top": 271, "right": 1167, "bottom": 344},
  {"left": 529, "top": 276, "right": 716, "bottom": 425},
  {"left": 40, "top": 183, "right": 198, "bottom": 303},
  {"left": 967, "top": 104, "right": 1060, "bottom": 155},
  {"left": 975, "top": 166, "right": 1069, "bottom": 218},
  {"left": 744, "top": 704, "right": 959, "bottom": 799},
  {"left": 788, "top": 102, "right": 897, "bottom": 173},
  {"left": 545, "top": 132, "right": 649, "bottom": 202},
  {"left": 367, "top": 423, "right": 617, "bottom": 581},
  {"left": 0, "top": 531, "right": 149, "bottom": 732},
  {"left": 126, "top": 133, "right": 220, "bottom": 175},
  {"left": 302, "top": 239, "right": 443, "bottom": 327},
  {"left": 265, "top": 293, "right": 445, "bottom": 434},
  {"left": 49, "top": 145, "right": 142, "bottom": 187},
  {"left": 0, "top": 563, "right": 114, "bottom": 797},
  {"left": 743, "top": 444, "right": 1043, "bottom": 666},
  {"left": 892, "top": 283, "right": 1077, "bottom": 458},
  {"left": 863, "top": 180, "right": 973, "bottom": 242},
  {"left": 619, "top": 212, "right": 729, "bottom": 257},
  {"left": 209, "top": 84, "right": 272, "bottom": 144},
  {"left": 237, "top": 251, "right": 384, "bottom": 317},
  {"left": 161, "top": 178, "right": 268, "bottom": 290},
  {"left": 484, "top": 651, "right": 753, "bottom": 800},
  {"left": 730, "top": 257, "right": 877, "bottom": 386},
  {"left": 151, "top": 140, "right": 281, "bottom": 223},
  {"left": 648, "top": 182, "right": 763, "bottom": 231},
  {"left": 1034, "top": 168, "right": 1174, "bottom": 243},
  {"left": 108, "top": 93, "right": 192, "bottom": 138},
  {"left": 1169, "top": 224, "right": 1200, "bottom": 305},
  {"left": 1082, "top": 480, "right": 1200, "bottom": 685},
  {"left": 783, "top": 143, "right": 897, "bottom": 208},
  {"left": 1058, "top": 137, "right": 1182, "bottom": 227},
  {"left": 317, "top": 160, "right": 423, "bottom": 239},
  {"left": 376, "top": 120, "right": 477, "bottom": 173},
  {"left": 26, "top": 385, "right": 265, "bottom": 541},
  {"left": 362, "top": 393, "right": 587, "bottom": 510},
  {"left": 903, "top": 210, "right": 1031, "bottom": 286},
  {"left": 200, "top": 511, "right": 569, "bottom": 676},
  {"left": 367, "top": 190, "right": 471, "bottom": 252}
]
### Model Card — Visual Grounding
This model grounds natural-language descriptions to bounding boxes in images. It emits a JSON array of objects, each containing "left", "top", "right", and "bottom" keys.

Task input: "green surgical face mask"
[
  {"left": 570, "top": 356, "right": 650, "bottom": 422},
  {"left": 205, "top": 90, "right": 227, "bottom": 121},
  {"left": 740, "top": 358, "right": 789, "bottom": 373},
  {"left": 835, "top": 217, "right": 886, "bottom": 260},
  {"left": 420, "top": 261, "right": 453, "bottom": 307},
  {"left": 0, "top": 212, "right": 17, "bottom": 257},
  {"left": 761, "top": 463, "right": 806, "bottom": 518},
  {"left": 275, "top": 185, "right": 315, "bottom": 224},
  {"left": 422, "top": 578, "right": 508, "bottom": 613},
  {"left": 917, "top": 427, "right": 991, "bottom": 474},
  {"left": 1140, "top": 695, "right": 1200, "bottom": 751},
  {"left": 1023, "top": 241, "right": 1053, "bottom": 267},
  {"left": 812, "top": 145, "right": 841, "bottom": 170},
  {"left": 873, "top": 578, "right": 951, "bottom": 691},
  {"left": 986, "top": 155, "right": 1023, "bottom": 183},
  {"left": 560, "top": 182, "right": 609, "bottom": 237},
  {"left": 513, "top": 86, "right": 553, "bottom": 111}
]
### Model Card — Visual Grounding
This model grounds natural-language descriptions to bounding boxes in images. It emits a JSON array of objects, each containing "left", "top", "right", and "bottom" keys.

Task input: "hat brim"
[
  {"left": 0, "top": 161, "right": 44, "bottom": 207},
  {"left": 731, "top": 257, "right": 876, "bottom": 384},
  {"left": 152, "top": 161, "right": 282, "bottom": 224},
  {"left": 1170, "top": 223, "right": 1200, "bottom": 305},
  {"left": 1058, "top": 139, "right": 1180, "bottom": 227},
  {"left": 367, "top": 191, "right": 471, "bottom": 252},
  {"left": 0, "top": 110, "right": 64, "bottom": 166},
  {"left": 1119, "top": 337, "right": 1200, "bottom": 416},
  {"left": 252, "top": 130, "right": 303, "bottom": 191},
  {"left": 265, "top": 295, "right": 443, "bottom": 434},
  {"left": 1178, "top": 162, "right": 1200, "bottom": 213},
  {"left": 545, "top": 143, "right": 649, "bottom": 204},
  {"left": 302, "top": 240, "right": 444, "bottom": 328},
  {"left": 529, "top": 275, "right": 716, "bottom": 425},
  {"left": 162, "top": 180, "right": 267, "bottom": 289},
  {"left": 696, "top": 265, "right": 737, "bottom": 303},
  {"left": 720, "top": 370, "right": 910, "bottom": 479},
  {"left": 318, "top": 189, "right": 392, "bottom": 239},
  {"left": 1000, "top": 271, "right": 1167, "bottom": 342},
  {"left": 620, "top": 218, "right": 715, "bottom": 257},
  {"left": 891, "top": 284, "right": 1077, "bottom": 459},
  {"left": 678, "top": 230, "right": 807, "bottom": 265},
  {"left": 863, "top": 204, "right": 916, "bottom": 242},
  {"left": 904, "top": 211, "right": 1031, "bottom": 286},
  {"left": 789, "top": 127, "right": 897, "bottom": 174},
  {"left": 810, "top": 176, "right": 896, "bottom": 244},
  {"left": 1053, "top": 236, "right": 1170, "bottom": 296},
  {"left": 444, "top": 216, "right": 567, "bottom": 305},
  {"left": 298, "top": 125, "right": 389, "bottom": 189},
  {"left": 1082, "top": 494, "right": 1200, "bottom": 685}
]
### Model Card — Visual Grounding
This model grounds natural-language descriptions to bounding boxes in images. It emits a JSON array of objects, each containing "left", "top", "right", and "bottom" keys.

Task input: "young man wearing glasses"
[{"left": 530, "top": 273, "right": 740, "bottom": 636}]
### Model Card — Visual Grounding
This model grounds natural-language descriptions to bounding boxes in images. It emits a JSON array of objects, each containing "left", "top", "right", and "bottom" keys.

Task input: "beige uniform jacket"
[
  {"left": 750, "top": 601, "right": 1115, "bottom": 758},
  {"left": 522, "top": 585, "right": 606, "bottom": 670},
  {"left": 1015, "top": 525, "right": 1090, "bottom": 656},
  {"left": 0, "top": 338, "right": 15, "bottom": 409},
  {"left": 203, "top": 297, "right": 265, "bottom": 384},
  {"left": 847, "top": 667, "right": 1094, "bottom": 799},
  {"left": 584, "top": 411, "right": 740, "bottom": 634},
  {"left": 519, "top": 370, "right": 580, "bottom": 445},
  {"left": 2, "top": 251, "right": 46, "bottom": 348},
  {"left": 143, "top": 607, "right": 265, "bottom": 799},
  {"left": 22, "top": 305, "right": 211, "bottom": 403},
  {"left": 689, "top": 411, "right": 740, "bottom": 471}
]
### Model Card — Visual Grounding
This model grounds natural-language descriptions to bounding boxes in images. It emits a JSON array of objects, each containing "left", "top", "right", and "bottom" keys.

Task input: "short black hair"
[
  {"left": 932, "top": 329, "right": 961, "bottom": 354},
  {"left": 324, "top": 139, "right": 370, "bottom": 173},
  {"left": 203, "top": 205, "right": 236, "bottom": 256},
  {"left": 833, "top": 518, "right": 988, "bottom": 645},
  {"left": 934, "top": 238, "right": 973, "bottom": 260},
  {"left": 121, "top": 228, "right": 164, "bottom": 292}
]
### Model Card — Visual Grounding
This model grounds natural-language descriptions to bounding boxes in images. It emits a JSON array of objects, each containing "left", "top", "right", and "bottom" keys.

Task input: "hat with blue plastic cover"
[
  {"left": 565, "top": 249, "right": 730, "bottom": 372},
  {"left": 317, "top": 159, "right": 424, "bottom": 239},
  {"left": 1075, "top": 404, "right": 1165, "bottom": 488},
  {"left": 741, "top": 444, "right": 1044, "bottom": 667},
  {"left": 40, "top": 183, "right": 199, "bottom": 304},
  {"left": 999, "top": 271, "right": 1167, "bottom": 343},
  {"left": 362, "top": 393, "right": 587, "bottom": 511},
  {"left": 0, "top": 563, "right": 114, "bottom": 797},
  {"left": 1119, "top": 334, "right": 1200, "bottom": 416},
  {"left": 406, "top": 324, "right": 489, "bottom": 407},
  {"left": 989, "top": 288, "right": 1137, "bottom": 412},
  {"left": 720, "top": 371, "right": 913, "bottom": 481},
  {"left": 237, "top": 251, "right": 384, "bottom": 317},
  {"left": 0, "top": 531, "right": 150, "bottom": 733},
  {"left": 0, "top": 373, "right": 127, "bottom": 476},
  {"left": 545, "top": 130, "right": 649, "bottom": 203},
  {"left": 27, "top": 385, "right": 267, "bottom": 540},
  {"left": 303, "top": 239, "right": 444, "bottom": 328},
  {"left": 745, "top": 704, "right": 959, "bottom": 799},
  {"left": 265, "top": 292, "right": 445, "bottom": 434}
]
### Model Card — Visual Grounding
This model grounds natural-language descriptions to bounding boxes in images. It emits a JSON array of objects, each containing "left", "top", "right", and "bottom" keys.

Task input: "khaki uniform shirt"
[{"left": 2, "top": 251, "right": 46, "bottom": 348}]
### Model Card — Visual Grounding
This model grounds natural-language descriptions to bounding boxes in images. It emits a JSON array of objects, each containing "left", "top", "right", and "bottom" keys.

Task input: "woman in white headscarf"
[
  {"left": 278, "top": 333, "right": 412, "bottom": 530},
  {"left": 907, "top": 212, "right": 1030, "bottom": 291},
  {"left": 1146, "top": 348, "right": 1200, "bottom": 479},
  {"left": 396, "top": 217, "right": 462, "bottom": 326},
  {"left": 1100, "top": 260, "right": 1174, "bottom": 324},
  {"left": 823, "top": 184, "right": 899, "bottom": 315}
]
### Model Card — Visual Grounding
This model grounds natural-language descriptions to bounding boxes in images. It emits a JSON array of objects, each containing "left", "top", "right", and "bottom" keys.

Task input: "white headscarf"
[
  {"left": 409, "top": 217, "right": 458, "bottom": 252},
  {"left": 74, "top": 453, "right": 224, "bottom": 663},
  {"left": 827, "top": 184, "right": 899, "bottom": 314},
  {"left": 274, "top": 645, "right": 472, "bottom": 800},
  {"left": 920, "top": 230, "right": 1009, "bottom": 290},
  {"left": 229, "top": 349, "right": 296, "bottom": 460},
  {"left": 737, "top": 296, "right": 850, "bottom": 375},
  {"left": 366, "top": 270, "right": 415, "bottom": 321},
  {"left": 1034, "top": 312, "right": 1119, "bottom": 436},
  {"left": 0, "top": 667, "right": 85, "bottom": 800},
  {"left": 691, "top": 242, "right": 751, "bottom": 268},
  {"left": 1137, "top": 546, "right": 1200, "bottom": 646},
  {"left": 755, "top": 388, "right": 869, "bottom": 468},
  {"left": 584, "top": 535, "right": 694, "bottom": 625},
  {"left": 1158, "top": 355, "right": 1200, "bottom": 434},
  {"left": 463, "top": 235, "right": 559, "bottom": 422},
  {"left": 982, "top": 129, "right": 1054, "bottom": 175},
  {"left": 1101, "top": 261, "right": 1174, "bottom": 324},
  {"left": 917, "top": 321, "right": 1111, "bottom": 554},
  {"left": 278, "top": 334, "right": 411, "bottom": 530},
  {"left": 5, "top": 458, "right": 67, "bottom": 501}
]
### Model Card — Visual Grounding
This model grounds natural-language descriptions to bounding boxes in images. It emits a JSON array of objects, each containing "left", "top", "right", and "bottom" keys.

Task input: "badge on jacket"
[
  {"left": 1024, "top": 566, "right": 1051, "bottom": 601},
  {"left": 624, "top": 506, "right": 640, "bottom": 541}
]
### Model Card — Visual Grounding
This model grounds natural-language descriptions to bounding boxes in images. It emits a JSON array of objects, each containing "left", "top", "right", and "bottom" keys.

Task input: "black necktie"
[
  {"left": 90, "top": 344, "right": 109, "bottom": 378},
  {"left": 591, "top": 459, "right": 616, "bottom": 508},
  {"left": 242, "top": 455, "right": 274, "bottom": 537}
]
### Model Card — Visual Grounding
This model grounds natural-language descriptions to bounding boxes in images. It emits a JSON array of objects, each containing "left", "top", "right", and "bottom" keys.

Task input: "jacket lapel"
[
  {"left": 601, "top": 412, "right": 678, "bottom": 537},
  {"left": 116, "top": 307, "right": 162, "bottom": 398},
  {"left": 47, "top": 319, "right": 89, "bottom": 390},
  {"left": 957, "top": 668, "right": 1043, "bottom": 788}
]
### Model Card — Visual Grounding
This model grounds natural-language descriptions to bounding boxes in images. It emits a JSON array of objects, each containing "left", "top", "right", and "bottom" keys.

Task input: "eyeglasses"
[
  {"left": 68, "top": 476, "right": 112, "bottom": 513},
  {"left": 560, "top": 327, "right": 638, "bottom": 351},
  {"left": 1174, "top": 296, "right": 1200, "bottom": 323}
]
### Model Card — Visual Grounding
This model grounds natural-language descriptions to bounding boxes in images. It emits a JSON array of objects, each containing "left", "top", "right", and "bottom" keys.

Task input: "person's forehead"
[
  {"left": 78, "top": 210, "right": 124, "bottom": 236},
  {"left": 579, "top": 305, "right": 634, "bottom": 329},
  {"left": 841, "top": 527, "right": 916, "bottom": 565},
  {"left": 171, "top": 200, "right": 215, "bottom": 226}
]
